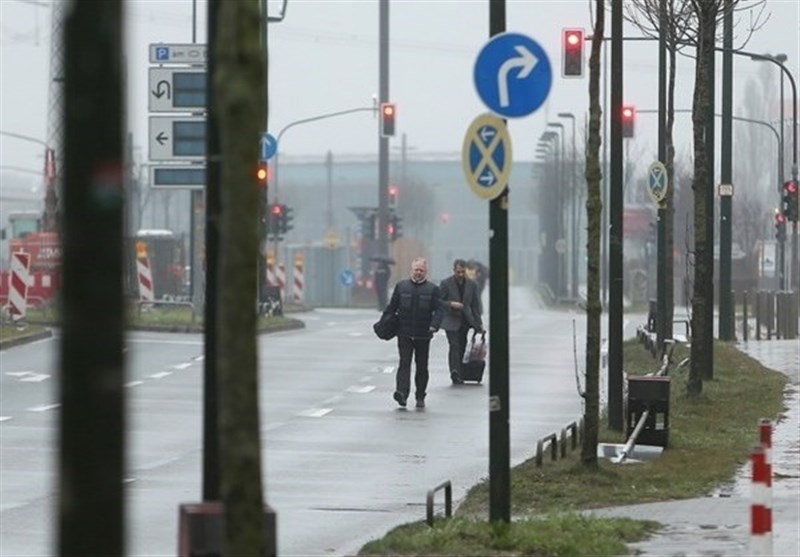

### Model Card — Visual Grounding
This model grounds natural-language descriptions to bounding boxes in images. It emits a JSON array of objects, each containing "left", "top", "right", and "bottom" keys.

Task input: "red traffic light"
[
  {"left": 785, "top": 180, "right": 798, "bottom": 194},
  {"left": 380, "top": 102, "right": 396, "bottom": 137},
  {"left": 775, "top": 211, "right": 786, "bottom": 224},
  {"left": 622, "top": 105, "right": 636, "bottom": 138},
  {"left": 271, "top": 204, "right": 282, "bottom": 215},
  {"left": 561, "top": 28, "right": 584, "bottom": 78}
]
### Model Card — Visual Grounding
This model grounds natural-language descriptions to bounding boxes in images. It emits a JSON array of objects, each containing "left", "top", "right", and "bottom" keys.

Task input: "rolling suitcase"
[{"left": 460, "top": 329, "right": 487, "bottom": 383}]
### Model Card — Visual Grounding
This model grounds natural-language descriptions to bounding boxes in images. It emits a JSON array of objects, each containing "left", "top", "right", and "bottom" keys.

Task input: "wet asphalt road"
[{"left": 1, "top": 287, "right": 651, "bottom": 556}]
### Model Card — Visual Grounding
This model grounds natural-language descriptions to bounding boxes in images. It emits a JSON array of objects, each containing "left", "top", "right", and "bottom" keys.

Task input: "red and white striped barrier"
[
  {"left": 751, "top": 418, "right": 773, "bottom": 556},
  {"left": 293, "top": 257, "right": 304, "bottom": 304},
  {"left": 137, "top": 255, "right": 155, "bottom": 302},
  {"left": 7, "top": 251, "right": 31, "bottom": 321},
  {"left": 267, "top": 263, "right": 285, "bottom": 290}
]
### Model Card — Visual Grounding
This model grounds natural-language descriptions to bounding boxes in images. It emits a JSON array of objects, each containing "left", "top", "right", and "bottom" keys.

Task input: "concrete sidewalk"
[{"left": 589, "top": 339, "right": 800, "bottom": 556}]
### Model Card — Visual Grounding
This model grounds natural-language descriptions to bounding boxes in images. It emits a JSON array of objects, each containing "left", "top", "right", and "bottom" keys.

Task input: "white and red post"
[
  {"left": 292, "top": 253, "right": 304, "bottom": 305},
  {"left": 7, "top": 251, "right": 31, "bottom": 322},
  {"left": 750, "top": 418, "right": 773, "bottom": 556}
]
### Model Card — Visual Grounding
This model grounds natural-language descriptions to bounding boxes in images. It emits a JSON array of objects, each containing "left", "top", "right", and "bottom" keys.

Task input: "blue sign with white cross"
[
  {"left": 474, "top": 32, "right": 552, "bottom": 118},
  {"left": 260, "top": 132, "right": 277, "bottom": 161},
  {"left": 461, "top": 113, "right": 512, "bottom": 200},
  {"left": 339, "top": 269, "right": 355, "bottom": 287}
]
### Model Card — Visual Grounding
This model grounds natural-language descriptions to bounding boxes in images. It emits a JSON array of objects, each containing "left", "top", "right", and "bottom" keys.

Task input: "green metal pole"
[
  {"left": 488, "top": 0, "right": 510, "bottom": 524},
  {"left": 719, "top": 2, "right": 733, "bottom": 340}
]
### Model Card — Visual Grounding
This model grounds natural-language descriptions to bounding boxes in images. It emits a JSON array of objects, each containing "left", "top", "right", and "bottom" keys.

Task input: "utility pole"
[
  {"left": 378, "top": 0, "right": 389, "bottom": 258},
  {"left": 719, "top": 1, "right": 733, "bottom": 340},
  {"left": 608, "top": 0, "right": 624, "bottom": 431},
  {"left": 656, "top": 0, "right": 668, "bottom": 350}
]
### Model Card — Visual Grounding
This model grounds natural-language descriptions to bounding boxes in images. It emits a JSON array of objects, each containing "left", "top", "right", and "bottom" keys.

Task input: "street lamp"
[
  {"left": 750, "top": 52, "right": 798, "bottom": 289},
  {"left": 547, "top": 123, "right": 567, "bottom": 298},
  {"left": 558, "top": 112, "right": 579, "bottom": 299}
]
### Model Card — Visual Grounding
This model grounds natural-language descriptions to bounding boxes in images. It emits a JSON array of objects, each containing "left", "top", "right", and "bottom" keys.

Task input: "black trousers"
[
  {"left": 446, "top": 326, "right": 469, "bottom": 374},
  {"left": 395, "top": 335, "right": 431, "bottom": 400}
]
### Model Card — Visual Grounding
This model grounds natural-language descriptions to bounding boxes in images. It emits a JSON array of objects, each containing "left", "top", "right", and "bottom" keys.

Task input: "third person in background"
[{"left": 440, "top": 259, "right": 483, "bottom": 385}]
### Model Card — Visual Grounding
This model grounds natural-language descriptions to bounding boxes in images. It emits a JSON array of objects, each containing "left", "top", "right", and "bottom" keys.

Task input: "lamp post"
[
  {"left": 557, "top": 112, "right": 578, "bottom": 299},
  {"left": 547, "top": 123, "right": 567, "bottom": 298},
  {"left": 541, "top": 130, "right": 563, "bottom": 297},
  {"left": 749, "top": 52, "right": 798, "bottom": 290}
]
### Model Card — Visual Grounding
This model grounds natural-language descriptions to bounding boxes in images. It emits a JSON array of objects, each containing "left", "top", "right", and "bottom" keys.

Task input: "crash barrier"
[
  {"left": 259, "top": 285, "right": 283, "bottom": 317},
  {"left": 425, "top": 480, "right": 452, "bottom": 527},
  {"left": 137, "top": 299, "right": 196, "bottom": 323},
  {"left": 736, "top": 290, "right": 799, "bottom": 341},
  {"left": 636, "top": 318, "right": 688, "bottom": 360},
  {"left": 616, "top": 350, "right": 673, "bottom": 464},
  {"left": 177, "top": 501, "right": 277, "bottom": 557},
  {"left": 535, "top": 418, "right": 583, "bottom": 467},
  {"left": 750, "top": 435, "right": 773, "bottom": 556}
]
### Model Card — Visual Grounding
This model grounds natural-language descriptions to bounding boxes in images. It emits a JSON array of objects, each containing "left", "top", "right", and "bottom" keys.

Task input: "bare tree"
[
  {"left": 582, "top": 0, "right": 605, "bottom": 468},
  {"left": 214, "top": 1, "right": 267, "bottom": 554}
]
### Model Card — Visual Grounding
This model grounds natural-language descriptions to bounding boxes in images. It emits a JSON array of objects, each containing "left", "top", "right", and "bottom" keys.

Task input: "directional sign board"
[
  {"left": 150, "top": 165, "right": 206, "bottom": 190},
  {"left": 149, "top": 115, "right": 206, "bottom": 161},
  {"left": 149, "top": 67, "right": 206, "bottom": 112},
  {"left": 462, "top": 113, "right": 512, "bottom": 200},
  {"left": 646, "top": 161, "right": 669, "bottom": 206},
  {"left": 474, "top": 32, "right": 552, "bottom": 118},
  {"left": 149, "top": 43, "right": 208, "bottom": 65},
  {"left": 260, "top": 132, "right": 277, "bottom": 161}
]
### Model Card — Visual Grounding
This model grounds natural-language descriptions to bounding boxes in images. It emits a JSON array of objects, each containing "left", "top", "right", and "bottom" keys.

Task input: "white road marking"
[
  {"left": 6, "top": 371, "right": 50, "bottom": 382},
  {"left": 322, "top": 395, "right": 343, "bottom": 405},
  {"left": 382, "top": 366, "right": 395, "bottom": 374},
  {"left": 172, "top": 362, "right": 192, "bottom": 370},
  {"left": 29, "top": 404, "right": 60, "bottom": 412},
  {"left": 346, "top": 385, "right": 375, "bottom": 394},
  {"left": 0, "top": 416, "right": 12, "bottom": 422},
  {"left": 193, "top": 355, "right": 204, "bottom": 362},
  {"left": 349, "top": 332, "right": 365, "bottom": 337},
  {"left": 297, "top": 408, "right": 332, "bottom": 418},
  {"left": 125, "top": 381, "right": 144, "bottom": 388},
  {"left": 149, "top": 372, "right": 172, "bottom": 380}
]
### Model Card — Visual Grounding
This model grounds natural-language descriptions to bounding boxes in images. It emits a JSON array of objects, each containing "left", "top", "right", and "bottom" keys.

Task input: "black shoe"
[
  {"left": 415, "top": 398, "right": 425, "bottom": 409},
  {"left": 451, "top": 370, "right": 464, "bottom": 384},
  {"left": 393, "top": 391, "right": 407, "bottom": 407}
]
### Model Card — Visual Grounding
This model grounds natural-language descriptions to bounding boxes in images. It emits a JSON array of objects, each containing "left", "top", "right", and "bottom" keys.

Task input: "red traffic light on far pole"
[
  {"left": 622, "top": 105, "right": 636, "bottom": 138},
  {"left": 380, "top": 102, "right": 396, "bottom": 137}
]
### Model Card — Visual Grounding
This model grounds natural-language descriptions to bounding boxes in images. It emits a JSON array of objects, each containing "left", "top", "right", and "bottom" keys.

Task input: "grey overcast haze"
[{"left": 1, "top": 0, "right": 798, "bottom": 186}]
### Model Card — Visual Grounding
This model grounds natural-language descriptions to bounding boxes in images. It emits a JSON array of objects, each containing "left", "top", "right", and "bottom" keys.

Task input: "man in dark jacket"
[
  {"left": 381, "top": 257, "right": 444, "bottom": 409},
  {"left": 440, "top": 259, "right": 483, "bottom": 384}
]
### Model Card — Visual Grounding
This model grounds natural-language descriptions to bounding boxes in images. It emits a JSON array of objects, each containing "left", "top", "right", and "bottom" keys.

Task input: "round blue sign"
[
  {"left": 260, "top": 133, "right": 277, "bottom": 161},
  {"left": 339, "top": 269, "right": 355, "bottom": 287},
  {"left": 474, "top": 32, "right": 553, "bottom": 118}
]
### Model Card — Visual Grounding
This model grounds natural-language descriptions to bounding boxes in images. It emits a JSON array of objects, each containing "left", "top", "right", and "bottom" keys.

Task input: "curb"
[{"left": 0, "top": 328, "right": 54, "bottom": 351}]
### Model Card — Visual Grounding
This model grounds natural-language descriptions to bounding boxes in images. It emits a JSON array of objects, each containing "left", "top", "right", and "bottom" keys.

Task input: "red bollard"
[{"left": 751, "top": 420, "right": 773, "bottom": 556}]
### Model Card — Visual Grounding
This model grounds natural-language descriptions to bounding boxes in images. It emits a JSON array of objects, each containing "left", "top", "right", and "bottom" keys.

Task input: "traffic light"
[
  {"left": 388, "top": 213, "right": 402, "bottom": 241},
  {"left": 782, "top": 179, "right": 798, "bottom": 222},
  {"left": 775, "top": 211, "right": 787, "bottom": 242},
  {"left": 282, "top": 205, "right": 294, "bottom": 234},
  {"left": 268, "top": 203, "right": 282, "bottom": 236},
  {"left": 256, "top": 161, "right": 270, "bottom": 187},
  {"left": 561, "top": 28, "right": 584, "bottom": 78},
  {"left": 388, "top": 184, "right": 398, "bottom": 207},
  {"left": 380, "top": 102, "right": 396, "bottom": 137},
  {"left": 622, "top": 105, "right": 636, "bottom": 138}
]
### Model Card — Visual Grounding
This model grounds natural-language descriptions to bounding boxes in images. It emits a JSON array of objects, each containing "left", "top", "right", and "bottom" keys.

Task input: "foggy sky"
[{"left": 1, "top": 0, "right": 798, "bottom": 186}]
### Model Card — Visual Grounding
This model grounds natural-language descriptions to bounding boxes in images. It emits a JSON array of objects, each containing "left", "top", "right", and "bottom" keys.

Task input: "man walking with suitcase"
[
  {"left": 439, "top": 259, "right": 483, "bottom": 384},
  {"left": 381, "top": 257, "right": 444, "bottom": 409}
]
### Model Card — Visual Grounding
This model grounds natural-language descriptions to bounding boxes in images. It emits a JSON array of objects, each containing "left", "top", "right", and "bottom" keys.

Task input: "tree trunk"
[
  {"left": 214, "top": 1, "right": 268, "bottom": 555},
  {"left": 582, "top": 0, "right": 605, "bottom": 467},
  {"left": 688, "top": 0, "right": 718, "bottom": 396}
]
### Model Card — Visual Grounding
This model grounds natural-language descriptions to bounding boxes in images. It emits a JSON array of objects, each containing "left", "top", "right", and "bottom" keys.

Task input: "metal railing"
[{"left": 425, "top": 480, "right": 452, "bottom": 527}]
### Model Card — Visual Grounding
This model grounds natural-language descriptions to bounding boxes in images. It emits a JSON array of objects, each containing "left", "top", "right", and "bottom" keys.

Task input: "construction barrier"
[
  {"left": 7, "top": 251, "right": 31, "bottom": 321},
  {"left": 292, "top": 253, "right": 304, "bottom": 304},
  {"left": 750, "top": 419, "right": 773, "bottom": 556}
]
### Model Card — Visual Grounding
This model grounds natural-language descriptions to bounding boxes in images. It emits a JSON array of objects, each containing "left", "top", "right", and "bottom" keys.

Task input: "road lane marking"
[
  {"left": 382, "top": 366, "right": 395, "bottom": 374},
  {"left": 6, "top": 371, "right": 50, "bottom": 382},
  {"left": 125, "top": 381, "right": 144, "bottom": 388},
  {"left": 322, "top": 395, "right": 343, "bottom": 405},
  {"left": 0, "top": 416, "right": 12, "bottom": 422},
  {"left": 29, "top": 404, "right": 60, "bottom": 412},
  {"left": 297, "top": 408, "right": 332, "bottom": 418},
  {"left": 172, "top": 363, "right": 192, "bottom": 370},
  {"left": 346, "top": 385, "right": 375, "bottom": 393},
  {"left": 149, "top": 372, "right": 172, "bottom": 379}
]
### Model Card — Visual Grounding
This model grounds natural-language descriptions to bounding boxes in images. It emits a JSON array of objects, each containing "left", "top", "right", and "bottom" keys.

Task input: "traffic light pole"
[{"left": 378, "top": 0, "right": 390, "bottom": 259}]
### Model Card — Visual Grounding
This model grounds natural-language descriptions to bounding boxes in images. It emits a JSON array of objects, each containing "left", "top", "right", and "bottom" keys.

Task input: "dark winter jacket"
[{"left": 383, "top": 278, "right": 444, "bottom": 340}]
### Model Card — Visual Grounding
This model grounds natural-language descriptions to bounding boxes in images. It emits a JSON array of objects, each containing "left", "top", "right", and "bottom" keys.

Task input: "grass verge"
[{"left": 358, "top": 340, "right": 789, "bottom": 556}]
